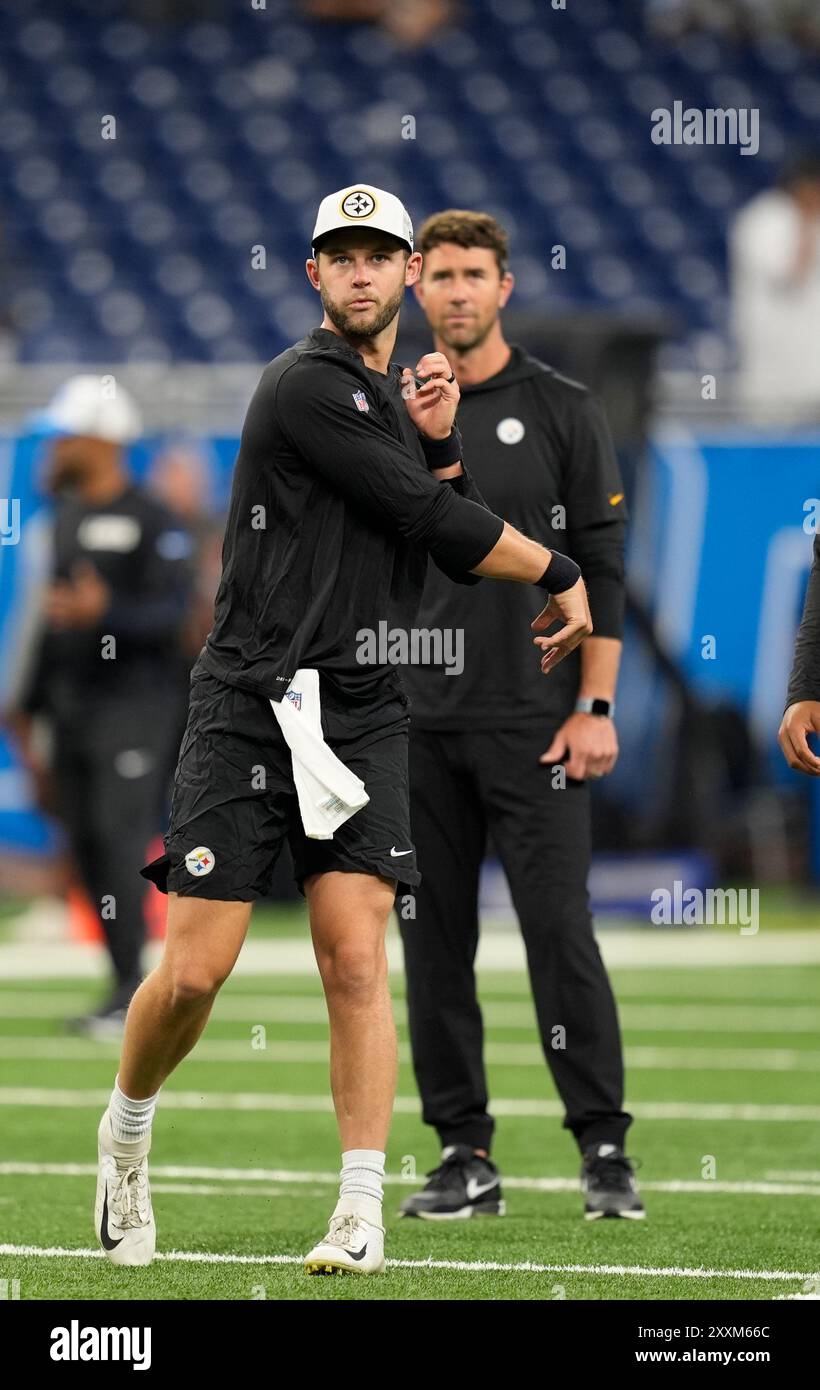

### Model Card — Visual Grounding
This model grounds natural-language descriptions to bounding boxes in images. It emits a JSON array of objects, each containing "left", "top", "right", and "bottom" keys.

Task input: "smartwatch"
[{"left": 575, "top": 697, "right": 615, "bottom": 719}]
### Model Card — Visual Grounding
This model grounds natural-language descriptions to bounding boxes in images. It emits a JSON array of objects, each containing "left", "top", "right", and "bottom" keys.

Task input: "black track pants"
[
  {"left": 53, "top": 695, "right": 179, "bottom": 991},
  {"left": 399, "top": 725, "right": 632, "bottom": 1156}
]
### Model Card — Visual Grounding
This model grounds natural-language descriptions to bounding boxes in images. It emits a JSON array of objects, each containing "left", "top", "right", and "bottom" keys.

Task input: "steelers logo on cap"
[{"left": 341, "top": 189, "right": 377, "bottom": 219}]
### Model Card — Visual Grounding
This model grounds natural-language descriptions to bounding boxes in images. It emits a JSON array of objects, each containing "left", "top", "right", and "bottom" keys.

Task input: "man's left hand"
[
  {"left": 45, "top": 560, "right": 112, "bottom": 630},
  {"left": 540, "top": 711, "right": 619, "bottom": 780},
  {"left": 401, "top": 352, "right": 459, "bottom": 440}
]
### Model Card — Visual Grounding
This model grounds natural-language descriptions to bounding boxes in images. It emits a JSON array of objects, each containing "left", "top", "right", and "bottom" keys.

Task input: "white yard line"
[
  {"left": 0, "top": 993, "right": 818, "bottom": 1032},
  {"left": 2, "top": 928, "right": 820, "bottom": 981},
  {"left": 149, "top": 1183, "right": 297, "bottom": 1197},
  {"left": 0, "top": 1243, "right": 816, "bottom": 1282},
  {"left": 2, "top": 1036, "right": 819, "bottom": 1072},
  {"left": 2, "top": 1086, "right": 820, "bottom": 1121},
  {"left": 2, "top": 1161, "right": 819, "bottom": 1198},
  {"left": 621, "top": 1046, "right": 820, "bottom": 1070},
  {"left": 766, "top": 1170, "right": 820, "bottom": 1182}
]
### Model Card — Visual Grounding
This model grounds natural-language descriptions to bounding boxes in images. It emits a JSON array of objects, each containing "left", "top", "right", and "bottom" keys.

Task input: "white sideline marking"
[
  {"left": 1, "top": 992, "right": 819, "bottom": 1032},
  {"left": 766, "top": 1170, "right": 820, "bottom": 1182},
  {"left": 0, "top": 1243, "right": 816, "bottom": 1282},
  {"left": 2, "top": 1036, "right": 820, "bottom": 1073},
  {"left": 2, "top": 1162, "right": 820, "bottom": 1198},
  {"left": 623, "top": 1046, "right": 820, "bottom": 1071},
  {"left": 0, "top": 1161, "right": 347, "bottom": 1182},
  {"left": 3, "top": 927, "right": 820, "bottom": 980},
  {"left": 2, "top": 1086, "right": 820, "bottom": 1121},
  {"left": 150, "top": 1183, "right": 297, "bottom": 1197}
]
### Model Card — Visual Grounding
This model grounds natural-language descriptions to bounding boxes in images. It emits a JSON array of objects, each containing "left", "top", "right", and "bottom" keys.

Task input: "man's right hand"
[
  {"left": 778, "top": 701, "right": 820, "bottom": 775},
  {"left": 531, "top": 578, "right": 593, "bottom": 675},
  {"left": 2, "top": 708, "right": 56, "bottom": 814}
]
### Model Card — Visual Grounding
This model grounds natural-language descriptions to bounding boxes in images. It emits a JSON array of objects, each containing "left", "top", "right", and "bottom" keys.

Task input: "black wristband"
[
  {"left": 419, "top": 423, "right": 463, "bottom": 470},
  {"left": 535, "top": 551, "right": 581, "bottom": 593}
]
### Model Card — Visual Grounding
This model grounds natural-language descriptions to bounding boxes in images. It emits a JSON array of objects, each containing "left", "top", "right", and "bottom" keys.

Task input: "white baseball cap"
[
  {"left": 312, "top": 183, "right": 414, "bottom": 254},
  {"left": 30, "top": 374, "right": 142, "bottom": 444}
]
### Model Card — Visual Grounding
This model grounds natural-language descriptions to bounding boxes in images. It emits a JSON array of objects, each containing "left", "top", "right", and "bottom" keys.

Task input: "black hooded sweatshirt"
[
  {"left": 403, "top": 345, "right": 628, "bottom": 731},
  {"left": 200, "top": 327, "right": 505, "bottom": 733},
  {"left": 785, "top": 532, "right": 820, "bottom": 709}
]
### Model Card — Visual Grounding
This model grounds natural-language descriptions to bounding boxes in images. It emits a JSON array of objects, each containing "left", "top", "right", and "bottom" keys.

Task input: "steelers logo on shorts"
[
  {"left": 497, "top": 417, "right": 525, "bottom": 445},
  {"left": 185, "top": 846, "right": 215, "bottom": 877},
  {"left": 341, "top": 189, "right": 376, "bottom": 219}
]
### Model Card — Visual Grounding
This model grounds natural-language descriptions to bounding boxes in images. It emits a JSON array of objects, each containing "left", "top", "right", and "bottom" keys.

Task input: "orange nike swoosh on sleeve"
[{"left": 608, "top": 493, "right": 624, "bottom": 505}]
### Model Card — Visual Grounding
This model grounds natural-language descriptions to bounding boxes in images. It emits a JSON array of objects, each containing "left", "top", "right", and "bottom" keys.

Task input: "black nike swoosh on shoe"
[
  {"left": 347, "top": 1244, "right": 368, "bottom": 1261},
  {"left": 100, "top": 1190, "right": 124, "bottom": 1250}
]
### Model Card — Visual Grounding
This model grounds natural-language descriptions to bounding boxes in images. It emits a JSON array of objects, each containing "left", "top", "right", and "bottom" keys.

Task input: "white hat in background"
[
  {"left": 311, "top": 184, "right": 414, "bottom": 254},
  {"left": 31, "top": 374, "right": 142, "bottom": 444}
]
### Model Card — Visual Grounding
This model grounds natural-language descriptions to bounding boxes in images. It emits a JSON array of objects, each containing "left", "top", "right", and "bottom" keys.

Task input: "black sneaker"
[
  {"left": 580, "top": 1142, "right": 645, "bottom": 1220},
  {"left": 67, "top": 980, "right": 139, "bottom": 1040},
  {"left": 399, "top": 1144, "right": 504, "bottom": 1220},
  {"left": 67, "top": 1003, "right": 128, "bottom": 1040}
]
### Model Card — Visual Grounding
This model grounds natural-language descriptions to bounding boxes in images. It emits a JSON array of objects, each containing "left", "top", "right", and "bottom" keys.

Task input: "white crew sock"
[
  {"left": 335, "top": 1149, "right": 385, "bottom": 1225},
  {"left": 108, "top": 1075, "right": 160, "bottom": 1144}
]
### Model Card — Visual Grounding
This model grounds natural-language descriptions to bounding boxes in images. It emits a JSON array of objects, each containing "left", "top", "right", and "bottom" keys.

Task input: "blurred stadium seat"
[{"left": 0, "top": 0, "right": 818, "bottom": 365}]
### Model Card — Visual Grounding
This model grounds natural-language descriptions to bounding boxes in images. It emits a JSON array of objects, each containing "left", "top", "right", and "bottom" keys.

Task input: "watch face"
[{"left": 591, "top": 699, "right": 611, "bottom": 717}]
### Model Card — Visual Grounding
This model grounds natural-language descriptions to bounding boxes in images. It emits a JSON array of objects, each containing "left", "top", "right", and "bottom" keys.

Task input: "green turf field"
[{"left": 2, "top": 904, "right": 820, "bottom": 1301}]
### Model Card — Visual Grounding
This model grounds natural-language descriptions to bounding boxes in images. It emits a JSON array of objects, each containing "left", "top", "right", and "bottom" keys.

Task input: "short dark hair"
[
  {"left": 416, "top": 209, "right": 510, "bottom": 276},
  {"left": 779, "top": 148, "right": 820, "bottom": 190}
]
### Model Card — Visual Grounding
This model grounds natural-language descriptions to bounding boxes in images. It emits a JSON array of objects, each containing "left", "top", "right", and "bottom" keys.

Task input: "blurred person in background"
[
  {"left": 2, "top": 377, "right": 194, "bottom": 1038},
  {"left": 647, "top": 0, "right": 820, "bottom": 43},
  {"left": 146, "top": 439, "right": 222, "bottom": 667},
  {"left": 779, "top": 524, "right": 820, "bottom": 775},
  {"left": 300, "top": 0, "right": 456, "bottom": 47},
  {"left": 147, "top": 439, "right": 224, "bottom": 770},
  {"left": 397, "top": 211, "right": 641, "bottom": 1223},
  {"left": 0, "top": 210, "right": 18, "bottom": 363},
  {"left": 730, "top": 151, "right": 820, "bottom": 423}
]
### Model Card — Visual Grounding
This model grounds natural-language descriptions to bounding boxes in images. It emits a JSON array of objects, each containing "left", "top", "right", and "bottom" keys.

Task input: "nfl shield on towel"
[{"left": 352, "top": 390, "right": 369, "bottom": 413}]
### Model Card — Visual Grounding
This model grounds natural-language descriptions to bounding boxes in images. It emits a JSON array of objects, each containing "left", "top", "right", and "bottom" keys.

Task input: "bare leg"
[
  {"left": 117, "top": 893, "right": 252, "bottom": 1098},
  {"left": 306, "top": 871, "right": 397, "bottom": 1152}
]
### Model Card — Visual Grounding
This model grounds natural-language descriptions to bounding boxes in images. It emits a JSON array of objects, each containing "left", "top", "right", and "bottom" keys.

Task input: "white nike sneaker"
[
  {"left": 304, "top": 1211, "right": 386, "bottom": 1276},
  {"left": 94, "top": 1109, "right": 155, "bottom": 1266}
]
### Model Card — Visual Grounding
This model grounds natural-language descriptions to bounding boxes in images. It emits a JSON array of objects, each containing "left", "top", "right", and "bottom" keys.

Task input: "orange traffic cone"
[
  {"left": 66, "top": 836, "right": 168, "bottom": 944},
  {"left": 67, "top": 884, "right": 104, "bottom": 943},
  {"left": 143, "top": 833, "right": 168, "bottom": 942}
]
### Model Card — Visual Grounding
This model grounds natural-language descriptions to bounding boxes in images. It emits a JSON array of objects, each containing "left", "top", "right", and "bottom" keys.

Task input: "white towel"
[{"left": 270, "top": 668, "right": 369, "bottom": 839}]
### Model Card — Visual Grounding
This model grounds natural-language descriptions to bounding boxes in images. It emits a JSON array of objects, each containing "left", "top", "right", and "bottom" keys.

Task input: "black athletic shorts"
[{"left": 139, "top": 663, "right": 420, "bottom": 900}]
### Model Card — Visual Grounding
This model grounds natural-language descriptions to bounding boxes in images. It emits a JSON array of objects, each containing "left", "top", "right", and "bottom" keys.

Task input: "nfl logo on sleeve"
[{"left": 352, "top": 390, "right": 369, "bottom": 413}]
